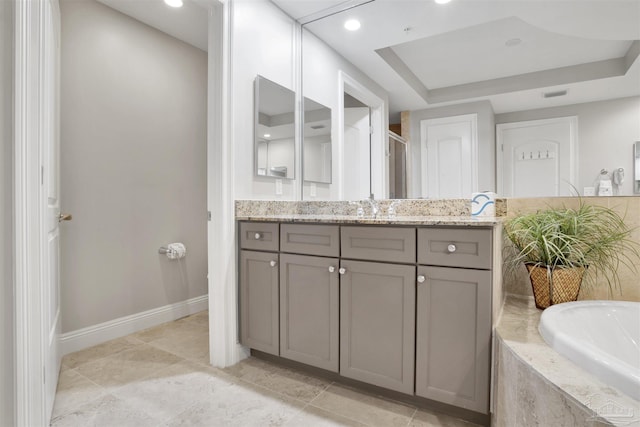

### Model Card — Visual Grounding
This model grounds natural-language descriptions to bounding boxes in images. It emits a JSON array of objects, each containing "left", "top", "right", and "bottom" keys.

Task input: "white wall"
[
  {"left": 0, "top": 1, "right": 14, "bottom": 423},
  {"left": 302, "top": 29, "right": 389, "bottom": 200},
  {"left": 232, "top": 0, "right": 297, "bottom": 199},
  {"left": 496, "top": 96, "right": 640, "bottom": 195},
  {"left": 409, "top": 100, "right": 496, "bottom": 198},
  {"left": 60, "top": 0, "right": 208, "bottom": 332}
]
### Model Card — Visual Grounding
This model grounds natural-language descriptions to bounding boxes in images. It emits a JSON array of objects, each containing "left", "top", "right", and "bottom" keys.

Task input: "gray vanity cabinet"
[
  {"left": 339, "top": 259, "right": 416, "bottom": 394},
  {"left": 415, "top": 228, "right": 493, "bottom": 414},
  {"left": 279, "top": 253, "right": 339, "bottom": 372},
  {"left": 239, "top": 250, "right": 280, "bottom": 356},
  {"left": 279, "top": 224, "right": 340, "bottom": 372}
]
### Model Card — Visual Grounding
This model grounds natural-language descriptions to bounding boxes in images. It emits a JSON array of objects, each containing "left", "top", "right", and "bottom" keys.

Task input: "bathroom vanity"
[{"left": 236, "top": 207, "right": 502, "bottom": 420}]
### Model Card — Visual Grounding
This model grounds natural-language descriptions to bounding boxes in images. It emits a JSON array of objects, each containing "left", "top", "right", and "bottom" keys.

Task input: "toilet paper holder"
[{"left": 158, "top": 243, "right": 187, "bottom": 259}]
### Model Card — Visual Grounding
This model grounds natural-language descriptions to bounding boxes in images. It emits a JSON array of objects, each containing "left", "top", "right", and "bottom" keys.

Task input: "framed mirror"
[
  {"left": 303, "top": 97, "right": 332, "bottom": 184},
  {"left": 254, "top": 75, "right": 295, "bottom": 180}
]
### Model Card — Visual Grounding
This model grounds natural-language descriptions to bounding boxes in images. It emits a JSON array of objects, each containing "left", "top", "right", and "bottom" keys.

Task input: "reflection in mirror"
[
  {"left": 254, "top": 75, "right": 295, "bottom": 180},
  {"left": 303, "top": 98, "right": 332, "bottom": 183},
  {"left": 288, "top": 0, "right": 640, "bottom": 199},
  {"left": 388, "top": 131, "right": 408, "bottom": 199}
]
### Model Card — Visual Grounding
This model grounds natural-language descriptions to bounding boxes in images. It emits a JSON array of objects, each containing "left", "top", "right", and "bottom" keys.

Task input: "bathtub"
[{"left": 539, "top": 300, "right": 640, "bottom": 401}]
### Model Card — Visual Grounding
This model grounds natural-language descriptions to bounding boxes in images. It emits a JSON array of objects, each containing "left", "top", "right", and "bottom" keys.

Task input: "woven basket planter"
[{"left": 525, "top": 263, "right": 586, "bottom": 309}]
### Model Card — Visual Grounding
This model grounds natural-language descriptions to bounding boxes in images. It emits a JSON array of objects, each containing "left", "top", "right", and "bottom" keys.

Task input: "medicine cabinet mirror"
[
  {"left": 303, "top": 97, "right": 332, "bottom": 184},
  {"left": 254, "top": 75, "right": 295, "bottom": 180}
]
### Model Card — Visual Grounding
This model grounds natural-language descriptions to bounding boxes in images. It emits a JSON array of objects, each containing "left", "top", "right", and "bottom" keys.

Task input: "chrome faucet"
[{"left": 364, "top": 194, "right": 379, "bottom": 218}]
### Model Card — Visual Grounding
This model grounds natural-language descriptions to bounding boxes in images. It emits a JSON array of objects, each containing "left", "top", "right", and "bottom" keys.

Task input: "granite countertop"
[
  {"left": 235, "top": 214, "right": 501, "bottom": 226},
  {"left": 496, "top": 296, "right": 639, "bottom": 423}
]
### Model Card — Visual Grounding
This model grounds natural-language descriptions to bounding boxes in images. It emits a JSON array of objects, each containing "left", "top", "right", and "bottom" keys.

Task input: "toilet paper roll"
[
  {"left": 471, "top": 192, "right": 496, "bottom": 217},
  {"left": 166, "top": 243, "right": 186, "bottom": 260}
]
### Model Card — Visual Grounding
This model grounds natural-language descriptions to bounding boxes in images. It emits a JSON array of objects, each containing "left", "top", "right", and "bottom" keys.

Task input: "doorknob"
[{"left": 58, "top": 213, "right": 73, "bottom": 222}]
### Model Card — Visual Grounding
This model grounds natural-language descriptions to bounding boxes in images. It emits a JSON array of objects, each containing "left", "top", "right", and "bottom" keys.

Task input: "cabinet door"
[
  {"left": 239, "top": 250, "right": 279, "bottom": 355},
  {"left": 280, "top": 254, "right": 339, "bottom": 372},
  {"left": 340, "top": 260, "right": 415, "bottom": 394},
  {"left": 416, "top": 266, "right": 491, "bottom": 414}
]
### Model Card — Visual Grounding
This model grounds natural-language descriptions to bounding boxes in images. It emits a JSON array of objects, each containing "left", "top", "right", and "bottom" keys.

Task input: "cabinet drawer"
[
  {"left": 280, "top": 224, "right": 340, "bottom": 257},
  {"left": 240, "top": 222, "right": 279, "bottom": 251},
  {"left": 417, "top": 228, "right": 491, "bottom": 269},
  {"left": 341, "top": 226, "right": 416, "bottom": 264}
]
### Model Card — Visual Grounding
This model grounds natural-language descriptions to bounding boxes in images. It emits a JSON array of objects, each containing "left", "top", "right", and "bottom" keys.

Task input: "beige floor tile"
[
  {"left": 285, "top": 405, "right": 368, "bottom": 427},
  {"left": 163, "top": 380, "right": 305, "bottom": 427},
  {"left": 50, "top": 394, "right": 162, "bottom": 427},
  {"left": 75, "top": 344, "right": 182, "bottom": 389},
  {"left": 223, "top": 357, "right": 332, "bottom": 403},
  {"left": 408, "top": 408, "right": 481, "bottom": 427},
  {"left": 52, "top": 369, "right": 108, "bottom": 419},
  {"left": 110, "top": 360, "right": 237, "bottom": 422},
  {"left": 148, "top": 331, "right": 209, "bottom": 364},
  {"left": 132, "top": 315, "right": 207, "bottom": 343},
  {"left": 62, "top": 336, "right": 144, "bottom": 369},
  {"left": 309, "top": 384, "right": 416, "bottom": 427}
]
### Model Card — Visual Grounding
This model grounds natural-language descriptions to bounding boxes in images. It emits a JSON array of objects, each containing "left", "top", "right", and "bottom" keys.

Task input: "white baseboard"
[{"left": 60, "top": 295, "right": 209, "bottom": 356}]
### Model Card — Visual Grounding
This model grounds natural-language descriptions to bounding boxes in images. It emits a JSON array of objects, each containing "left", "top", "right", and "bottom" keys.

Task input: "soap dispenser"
[{"left": 597, "top": 169, "right": 612, "bottom": 196}]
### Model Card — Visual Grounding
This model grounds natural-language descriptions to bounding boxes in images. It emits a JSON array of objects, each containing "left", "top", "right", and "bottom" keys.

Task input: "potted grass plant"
[{"left": 504, "top": 201, "right": 638, "bottom": 309}]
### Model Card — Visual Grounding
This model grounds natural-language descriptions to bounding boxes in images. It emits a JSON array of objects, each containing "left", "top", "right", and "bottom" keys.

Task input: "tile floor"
[{"left": 51, "top": 311, "right": 479, "bottom": 427}]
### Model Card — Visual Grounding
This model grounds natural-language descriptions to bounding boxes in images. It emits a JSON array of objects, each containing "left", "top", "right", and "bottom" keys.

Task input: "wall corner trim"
[{"left": 60, "top": 295, "right": 209, "bottom": 356}]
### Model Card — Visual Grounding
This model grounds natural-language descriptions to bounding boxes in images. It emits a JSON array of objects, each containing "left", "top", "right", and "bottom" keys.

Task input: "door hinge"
[
  {"left": 41, "top": 166, "right": 44, "bottom": 185},
  {"left": 208, "top": 211, "right": 211, "bottom": 221},
  {"left": 501, "top": 144, "right": 504, "bottom": 152},
  {"left": 369, "top": 126, "right": 374, "bottom": 135}
]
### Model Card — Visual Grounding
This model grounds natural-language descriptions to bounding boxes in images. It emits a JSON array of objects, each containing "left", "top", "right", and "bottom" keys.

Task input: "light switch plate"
[
  {"left": 275, "top": 179, "right": 283, "bottom": 195},
  {"left": 310, "top": 182, "right": 317, "bottom": 197}
]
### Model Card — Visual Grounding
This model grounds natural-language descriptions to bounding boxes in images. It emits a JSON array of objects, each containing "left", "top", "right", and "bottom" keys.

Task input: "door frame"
[
  {"left": 14, "top": 0, "right": 60, "bottom": 424},
  {"left": 207, "top": 0, "right": 248, "bottom": 367},
  {"left": 496, "top": 116, "right": 578, "bottom": 196},
  {"left": 420, "top": 114, "right": 478, "bottom": 198},
  {"left": 337, "top": 71, "right": 387, "bottom": 199}
]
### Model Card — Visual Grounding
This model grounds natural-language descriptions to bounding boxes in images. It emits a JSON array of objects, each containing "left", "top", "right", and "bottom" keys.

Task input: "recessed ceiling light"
[
  {"left": 344, "top": 19, "right": 361, "bottom": 31},
  {"left": 434, "top": 0, "right": 451, "bottom": 4},
  {"left": 164, "top": 0, "right": 183, "bottom": 8},
  {"left": 505, "top": 38, "right": 522, "bottom": 47},
  {"left": 263, "top": 133, "right": 271, "bottom": 138}
]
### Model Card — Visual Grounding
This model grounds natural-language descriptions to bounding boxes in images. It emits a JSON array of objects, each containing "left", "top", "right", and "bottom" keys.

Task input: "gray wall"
[
  {"left": 496, "top": 96, "right": 640, "bottom": 196},
  {"left": 60, "top": 0, "right": 208, "bottom": 332},
  {"left": 0, "top": 0, "right": 13, "bottom": 423},
  {"left": 409, "top": 100, "right": 496, "bottom": 198}
]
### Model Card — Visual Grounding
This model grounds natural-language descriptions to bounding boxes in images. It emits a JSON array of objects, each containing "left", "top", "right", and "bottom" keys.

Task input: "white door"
[
  {"left": 497, "top": 117, "right": 577, "bottom": 197},
  {"left": 343, "top": 107, "right": 370, "bottom": 200},
  {"left": 420, "top": 114, "right": 478, "bottom": 198},
  {"left": 43, "top": 0, "right": 62, "bottom": 419}
]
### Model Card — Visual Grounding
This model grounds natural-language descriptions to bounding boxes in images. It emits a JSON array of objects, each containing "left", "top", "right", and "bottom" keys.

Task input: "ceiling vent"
[{"left": 543, "top": 90, "right": 568, "bottom": 98}]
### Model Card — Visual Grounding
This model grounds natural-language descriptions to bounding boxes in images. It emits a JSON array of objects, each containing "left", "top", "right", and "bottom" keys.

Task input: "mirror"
[
  {"left": 303, "top": 97, "right": 332, "bottom": 183},
  {"left": 635, "top": 142, "right": 640, "bottom": 194},
  {"left": 254, "top": 75, "right": 295, "bottom": 180},
  {"left": 294, "top": 0, "right": 640, "bottom": 199}
]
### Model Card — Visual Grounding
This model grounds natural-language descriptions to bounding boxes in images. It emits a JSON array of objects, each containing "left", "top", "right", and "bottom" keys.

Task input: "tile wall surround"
[
  {"left": 503, "top": 196, "right": 640, "bottom": 302},
  {"left": 494, "top": 296, "right": 639, "bottom": 426}
]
